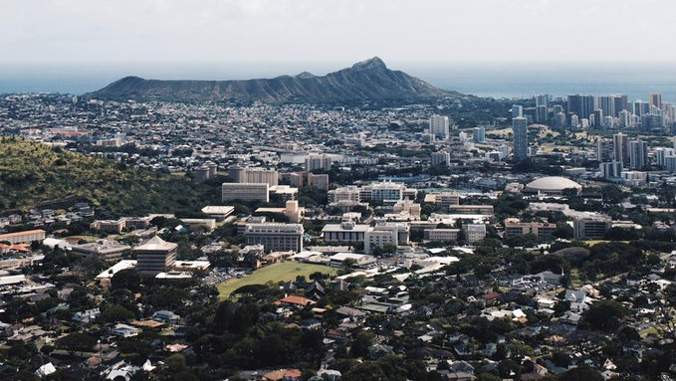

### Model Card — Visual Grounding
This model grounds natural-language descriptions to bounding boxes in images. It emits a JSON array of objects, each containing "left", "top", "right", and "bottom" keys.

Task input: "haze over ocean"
[{"left": 1, "top": 62, "right": 675, "bottom": 103}]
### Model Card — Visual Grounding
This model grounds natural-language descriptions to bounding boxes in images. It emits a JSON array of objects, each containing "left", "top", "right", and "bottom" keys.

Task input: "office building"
[
  {"left": 429, "top": 115, "right": 450, "bottom": 140},
  {"left": 512, "top": 116, "right": 528, "bottom": 161},
  {"left": 328, "top": 186, "right": 361, "bottom": 203},
  {"left": 0, "top": 229, "right": 46, "bottom": 245},
  {"left": 473, "top": 126, "right": 486, "bottom": 143},
  {"left": 244, "top": 223, "right": 304, "bottom": 252},
  {"left": 134, "top": 236, "right": 178, "bottom": 274},
  {"left": 504, "top": 218, "right": 556, "bottom": 240},
  {"left": 364, "top": 223, "right": 409, "bottom": 253},
  {"left": 424, "top": 228, "right": 460, "bottom": 242},
  {"left": 464, "top": 224, "right": 487, "bottom": 243},
  {"left": 574, "top": 216, "right": 612, "bottom": 240},
  {"left": 71, "top": 240, "right": 132, "bottom": 262},
  {"left": 222, "top": 183, "right": 270, "bottom": 202}
]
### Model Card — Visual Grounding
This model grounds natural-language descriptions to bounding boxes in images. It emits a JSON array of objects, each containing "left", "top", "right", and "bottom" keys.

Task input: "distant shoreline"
[{"left": 1, "top": 62, "right": 675, "bottom": 102}]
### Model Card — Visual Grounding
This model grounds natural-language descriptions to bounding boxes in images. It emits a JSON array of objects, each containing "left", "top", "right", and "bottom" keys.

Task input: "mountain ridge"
[{"left": 88, "top": 57, "right": 458, "bottom": 104}]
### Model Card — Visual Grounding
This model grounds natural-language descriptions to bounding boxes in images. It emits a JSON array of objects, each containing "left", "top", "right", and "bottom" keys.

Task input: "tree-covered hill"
[{"left": 0, "top": 138, "right": 220, "bottom": 216}]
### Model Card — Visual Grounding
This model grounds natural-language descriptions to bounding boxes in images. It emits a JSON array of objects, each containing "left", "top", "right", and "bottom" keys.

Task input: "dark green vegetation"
[
  {"left": 88, "top": 57, "right": 456, "bottom": 105},
  {"left": 0, "top": 138, "right": 219, "bottom": 216}
]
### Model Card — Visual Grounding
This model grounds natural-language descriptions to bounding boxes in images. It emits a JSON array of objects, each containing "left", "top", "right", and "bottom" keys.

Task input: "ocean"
[{"left": 1, "top": 62, "right": 675, "bottom": 103}]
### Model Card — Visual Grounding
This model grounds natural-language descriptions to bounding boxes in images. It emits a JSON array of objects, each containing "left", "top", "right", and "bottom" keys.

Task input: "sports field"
[{"left": 217, "top": 262, "right": 339, "bottom": 299}]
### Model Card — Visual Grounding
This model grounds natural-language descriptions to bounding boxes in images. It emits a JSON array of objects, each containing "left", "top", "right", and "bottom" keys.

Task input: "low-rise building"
[
  {"left": 245, "top": 223, "right": 304, "bottom": 252},
  {"left": 504, "top": 218, "right": 556, "bottom": 240},
  {"left": 222, "top": 182, "right": 269, "bottom": 202},
  {"left": 0, "top": 229, "right": 46, "bottom": 244}
]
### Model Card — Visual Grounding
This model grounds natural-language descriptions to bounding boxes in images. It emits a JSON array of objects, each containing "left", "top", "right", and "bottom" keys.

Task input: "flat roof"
[
  {"left": 201, "top": 206, "right": 235, "bottom": 215},
  {"left": 322, "top": 224, "right": 370, "bottom": 233},
  {"left": 96, "top": 260, "right": 137, "bottom": 279},
  {"left": 0, "top": 229, "right": 46, "bottom": 238},
  {"left": 330, "top": 253, "right": 375, "bottom": 261}
]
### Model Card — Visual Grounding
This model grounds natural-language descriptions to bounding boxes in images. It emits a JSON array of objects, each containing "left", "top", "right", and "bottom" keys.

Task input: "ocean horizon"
[{"left": 1, "top": 61, "right": 675, "bottom": 103}]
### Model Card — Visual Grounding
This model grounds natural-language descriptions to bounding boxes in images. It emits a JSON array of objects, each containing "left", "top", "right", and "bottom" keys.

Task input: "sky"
[{"left": 2, "top": 0, "right": 675, "bottom": 68}]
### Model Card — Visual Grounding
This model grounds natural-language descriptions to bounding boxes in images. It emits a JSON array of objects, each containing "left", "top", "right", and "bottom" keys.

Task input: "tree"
[
  {"left": 601, "top": 184, "right": 623, "bottom": 205},
  {"left": 100, "top": 304, "right": 135, "bottom": 323},
  {"left": 559, "top": 366, "right": 603, "bottom": 381},
  {"left": 583, "top": 300, "right": 629, "bottom": 332}
]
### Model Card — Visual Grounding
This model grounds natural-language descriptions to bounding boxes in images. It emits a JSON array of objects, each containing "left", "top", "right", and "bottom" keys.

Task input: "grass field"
[{"left": 217, "top": 262, "right": 339, "bottom": 299}]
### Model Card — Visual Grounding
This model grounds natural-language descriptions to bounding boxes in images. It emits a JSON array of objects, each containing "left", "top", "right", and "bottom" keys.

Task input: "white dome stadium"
[{"left": 526, "top": 176, "right": 582, "bottom": 192}]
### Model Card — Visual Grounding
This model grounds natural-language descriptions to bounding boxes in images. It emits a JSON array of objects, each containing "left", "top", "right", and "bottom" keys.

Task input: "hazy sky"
[{"left": 2, "top": 0, "right": 675, "bottom": 66}]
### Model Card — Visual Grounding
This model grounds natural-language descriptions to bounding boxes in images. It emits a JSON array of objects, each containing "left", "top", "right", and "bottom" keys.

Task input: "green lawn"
[{"left": 217, "top": 262, "right": 339, "bottom": 299}]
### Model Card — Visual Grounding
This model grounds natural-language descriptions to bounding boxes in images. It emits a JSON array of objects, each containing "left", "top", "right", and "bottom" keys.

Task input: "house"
[
  {"left": 152, "top": 310, "right": 181, "bottom": 324},
  {"left": 275, "top": 295, "right": 316, "bottom": 308},
  {"left": 263, "top": 368, "right": 303, "bottom": 381},
  {"left": 316, "top": 369, "right": 342, "bottom": 381},
  {"left": 368, "top": 344, "right": 394, "bottom": 359},
  {"left": 299, "top": 319, "right": 321, "bottom": 331},
  {"left": 72, "top": 308, "right": 101, "bottom": 323},
  {"left": 0, "top": 321, "right": 14, "bottom": 337},
  {"left": 448, "top": 360, "right": 475, "bottom": 374},
  {"left": 111, "top": 323, "right": 141, "bottom": 338},
  {"left": 35, "top": 362, "right": 57, "bottom": 378}
]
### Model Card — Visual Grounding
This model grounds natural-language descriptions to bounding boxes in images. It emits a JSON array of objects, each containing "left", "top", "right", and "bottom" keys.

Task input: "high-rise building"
[
  {"left": 656, "top": 147, "right": 675, "bottom": 167},
  {"left": 633, "top": 100, "right": 649, "bottom": 117},
  {"left": 650, "top": 93, "right": 662, "bottom": 109},
  {"left": 228, "top": 167, "right": 279, "bottom": 186},
  {"left": 618, "top": 110, "right": 631, "bottom": 129},
  {"left": 592, "top": 109, "right": 604, "bottom": 127},
  {"left": 612, "top": 133, "right": 629, "bottom": 164},
  {"left": 599, "top": 161, "right": 623, "bottom": 179},
  {"left": 629, "top": 139, "right": 648, "bottom": 169},
  {"left": 567, "top": 94, "right": 595, "bottom": 120},
  {"left": 429, "top": 115, "right": 450, "bottom": 140},
  {"left": 512, "top": 117, "right": 528, "bottom": 161},
  {"left": 535, "top": 105, "right": 548, "bottom": 123},
  {"left": 473, "top": 126, "right": 486, "bottom": 143},
  {"left": 597, "top": 138, "right": 613, "bottom": 162},
  {"left": 305, "top": 154, "right": 333, "bottom": 172},
  {"left": 613, "top": 95, "right": 629, "bottom": 116},
  {"left": 430, "top": 151, "right": 451, "bottom": 167},
  {"left": 554, "top": 112, "right": 566, "bottom": 128},
  {"left": 598, "top": 96, "right": 615, "bottom": 118},
  {"left": 535, "top": 94, "right": 549, "bottom": 108},
  {"left": 603, "top": 116, "right": 614, "bottom": 129},
  {"left": 512, "top": 105, "right": 523, "bottom": 118}
]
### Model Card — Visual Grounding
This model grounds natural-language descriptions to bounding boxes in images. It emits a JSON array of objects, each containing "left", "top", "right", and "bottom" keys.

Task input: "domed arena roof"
[{"left": 526, "top": 176, "right": 582, "bottom": 191}]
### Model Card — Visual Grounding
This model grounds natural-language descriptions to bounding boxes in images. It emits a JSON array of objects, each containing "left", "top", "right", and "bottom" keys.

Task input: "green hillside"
[{"left": 0, "top": 138, "right": 220, "bottom": 216}]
